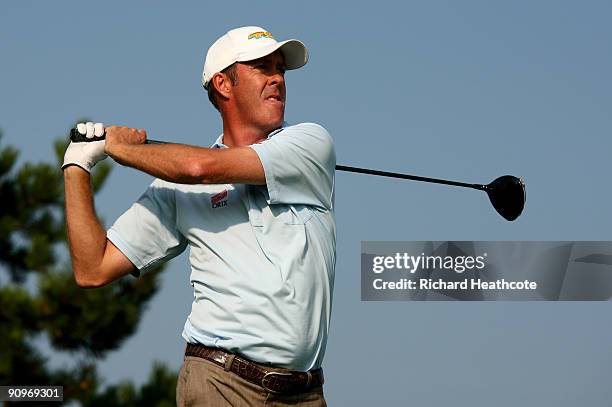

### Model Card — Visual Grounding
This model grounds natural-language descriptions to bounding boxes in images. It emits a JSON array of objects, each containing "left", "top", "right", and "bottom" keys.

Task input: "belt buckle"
[{"left": 261, "top": 371, "right": 293, "bottom": 394}]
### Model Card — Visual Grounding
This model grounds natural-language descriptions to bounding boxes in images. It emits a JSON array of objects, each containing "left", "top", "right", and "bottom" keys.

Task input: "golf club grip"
[{"left": 69, "top": 128, "right": 167, "bottom": 144}]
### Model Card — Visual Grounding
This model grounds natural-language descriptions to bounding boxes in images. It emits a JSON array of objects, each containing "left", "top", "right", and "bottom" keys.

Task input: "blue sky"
[{"left": 2, "top": 1, "right": 612, "bottom": 405}]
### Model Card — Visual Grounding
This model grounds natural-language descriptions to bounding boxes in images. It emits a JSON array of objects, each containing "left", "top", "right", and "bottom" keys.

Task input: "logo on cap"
[{"left": 248, "top": 31, "right": 274, "bottom": 40}]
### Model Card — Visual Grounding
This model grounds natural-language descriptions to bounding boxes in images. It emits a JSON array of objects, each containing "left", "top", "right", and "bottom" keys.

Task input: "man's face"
[{"left": 232, "top": 51, "right": 287, "bottom": 133}]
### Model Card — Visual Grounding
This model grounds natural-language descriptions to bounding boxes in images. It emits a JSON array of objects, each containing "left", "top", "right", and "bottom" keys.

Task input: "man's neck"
[
  {"left": 221, "top": 123, "right": 263, "bottom": 147},
  {"left": 220, "top": 116, "right": 281, "bottom": 147}
]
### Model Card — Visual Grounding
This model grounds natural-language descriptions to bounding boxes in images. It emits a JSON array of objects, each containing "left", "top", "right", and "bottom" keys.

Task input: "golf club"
[{"left": 70, "top": 128, "right": 526, "bottom": 221}]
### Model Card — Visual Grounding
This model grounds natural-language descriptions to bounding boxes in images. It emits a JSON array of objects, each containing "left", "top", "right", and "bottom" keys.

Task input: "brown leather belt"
[{"left": 185, "top": 343, "right": 324, "bottom": 395}]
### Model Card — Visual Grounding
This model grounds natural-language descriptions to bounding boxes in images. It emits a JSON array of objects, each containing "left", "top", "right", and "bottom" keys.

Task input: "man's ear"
[{"left": 212, "top": 73, "right": 232, "bottom": 100}]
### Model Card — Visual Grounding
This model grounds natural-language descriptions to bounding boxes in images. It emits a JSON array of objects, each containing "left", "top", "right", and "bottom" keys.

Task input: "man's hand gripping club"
[
  {"left": 63, "top": 122, "right": 149, "bottom": 172},
  {"left": 62, "top": 122, "right": 107, "bottom": 172}
]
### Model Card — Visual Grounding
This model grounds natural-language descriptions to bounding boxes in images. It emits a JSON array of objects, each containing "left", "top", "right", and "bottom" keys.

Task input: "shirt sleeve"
[
  {"left": 107, "top": 179, "right": 188, "bottom": 273},
  {"left": 249, "top": 123, "right": 336, "bottom": 210}
]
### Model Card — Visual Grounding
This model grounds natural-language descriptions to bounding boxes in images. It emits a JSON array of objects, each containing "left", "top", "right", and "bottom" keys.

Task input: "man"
[{"left": 62, "top": 26, "right": 336, "bottom": 406}]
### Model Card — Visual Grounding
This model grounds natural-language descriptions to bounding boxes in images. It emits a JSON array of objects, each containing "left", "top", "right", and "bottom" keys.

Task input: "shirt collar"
[{"left": 211, "top": 122, "right": 288, "bottom": 149}]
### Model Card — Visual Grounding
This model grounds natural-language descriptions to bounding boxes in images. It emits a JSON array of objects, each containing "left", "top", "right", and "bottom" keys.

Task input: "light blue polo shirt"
[{"left": 107, "top": 122, "right": 336, "bottom": 371}]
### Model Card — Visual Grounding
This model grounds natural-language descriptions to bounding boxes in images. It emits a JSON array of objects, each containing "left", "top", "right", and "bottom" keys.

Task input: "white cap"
[{"left": 202, "top": 26, "right": 308, "bottom": 89}]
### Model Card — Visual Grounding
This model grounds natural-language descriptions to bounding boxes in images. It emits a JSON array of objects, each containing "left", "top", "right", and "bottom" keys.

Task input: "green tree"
[{"left": 0, "top": 124, "right": 177, "bottom": 406}]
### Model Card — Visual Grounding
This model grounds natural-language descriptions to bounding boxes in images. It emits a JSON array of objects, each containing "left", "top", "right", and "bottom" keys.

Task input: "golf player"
[{"left": 62, "top": 26, "right": 336, "bottom": 406}]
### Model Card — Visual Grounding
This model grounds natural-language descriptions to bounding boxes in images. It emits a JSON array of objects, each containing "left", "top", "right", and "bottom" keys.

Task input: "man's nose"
[{"left": 269, "top": 70, "right": 285, "bottom": 85}]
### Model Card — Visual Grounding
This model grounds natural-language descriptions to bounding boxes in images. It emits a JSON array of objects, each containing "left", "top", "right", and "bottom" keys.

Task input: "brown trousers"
[{"left": 176, "top": 356, "right": 327, "bottom": 407}]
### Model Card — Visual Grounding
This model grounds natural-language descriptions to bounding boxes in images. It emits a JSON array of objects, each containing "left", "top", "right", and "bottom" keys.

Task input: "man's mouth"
[{"left": 265, "top": 95, "right": 284, "bottom": 104}]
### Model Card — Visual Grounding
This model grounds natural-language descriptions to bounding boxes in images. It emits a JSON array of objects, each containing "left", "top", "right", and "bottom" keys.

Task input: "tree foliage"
[{"left": 0, "top": 124, "right": 177, "bottom": 406}]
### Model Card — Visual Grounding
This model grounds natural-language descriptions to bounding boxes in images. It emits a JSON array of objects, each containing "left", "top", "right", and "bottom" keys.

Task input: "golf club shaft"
[
  {"left": 144, "top": 139, "right": 485, "bottom": 191},
  {"left": 335, "top": 165, "right": 484, "bottom": 191}
]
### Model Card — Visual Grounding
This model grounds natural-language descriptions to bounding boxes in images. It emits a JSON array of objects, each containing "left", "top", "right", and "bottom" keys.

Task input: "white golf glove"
[{"left": 62, "top": 122, "right": 107, "bottom": 173}]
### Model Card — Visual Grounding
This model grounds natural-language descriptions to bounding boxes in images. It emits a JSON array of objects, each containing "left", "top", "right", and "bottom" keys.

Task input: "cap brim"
[
  {"left": 236, "top": 39, "right": 308, "bottom": 70},
  {"left": 277, "top": 39, "right": 309, "bottom": 70}
]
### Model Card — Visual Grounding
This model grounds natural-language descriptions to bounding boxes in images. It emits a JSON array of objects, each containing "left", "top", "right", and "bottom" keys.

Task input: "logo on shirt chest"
[{"left": 211, "top": 189, "right": 228, "bottom": 209}]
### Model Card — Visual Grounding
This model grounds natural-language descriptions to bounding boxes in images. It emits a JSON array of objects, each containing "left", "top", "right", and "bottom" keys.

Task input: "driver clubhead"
[{"left": 486, "top": 175, "right": 526, "bottom": 221}]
